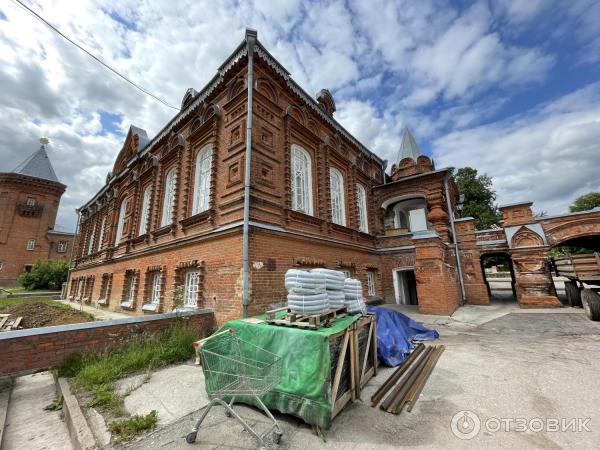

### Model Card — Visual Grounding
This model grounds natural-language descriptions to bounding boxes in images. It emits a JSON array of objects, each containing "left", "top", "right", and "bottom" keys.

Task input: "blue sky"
[{"left": 0, "top": 0, "right": 599, "bottom": 230}]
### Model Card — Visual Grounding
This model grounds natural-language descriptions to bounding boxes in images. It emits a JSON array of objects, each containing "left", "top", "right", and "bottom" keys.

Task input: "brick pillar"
[
  {"left": 454, "top": 218, "right": 490, "bottom": 305},
  {"left": 413, "top": 232, "right": 461, "bottom": 315},
  {"left": 511, "top": 248, "right": 561, "bottom": 308}
]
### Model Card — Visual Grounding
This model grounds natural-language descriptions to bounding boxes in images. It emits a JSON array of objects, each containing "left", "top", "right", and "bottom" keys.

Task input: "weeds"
[
  {"left": 44, "top": 395, "right": 63, "bottom": 411},
  {"left": 108, "top": 410, "right": 158, "bottom": 441}
]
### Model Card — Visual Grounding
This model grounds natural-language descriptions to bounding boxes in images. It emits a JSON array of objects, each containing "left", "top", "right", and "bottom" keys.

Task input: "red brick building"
[
  {"left": 68, "top": 30, "right": 599, "bottom": 325},
  {"left": 0, "top": 142, "right": 74, "bottom": 286}
]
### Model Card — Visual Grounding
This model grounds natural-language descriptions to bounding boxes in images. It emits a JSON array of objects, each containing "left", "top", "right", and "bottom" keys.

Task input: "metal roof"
[
  {"left": 397, "top": 128, "right": 421, "bottom": 162},
  {"left": 12, "top": 145, "right": 60, "bottom": 183}
]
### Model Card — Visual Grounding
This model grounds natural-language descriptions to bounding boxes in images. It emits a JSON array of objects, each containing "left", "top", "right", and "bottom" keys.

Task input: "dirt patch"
[{"left": 1, "top": 302, "right": 93, "bottom": 329}]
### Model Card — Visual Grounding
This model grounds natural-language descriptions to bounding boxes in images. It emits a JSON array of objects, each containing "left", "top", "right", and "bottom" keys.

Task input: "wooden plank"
[
  {"left": 0, "top": 315, "right": 8, "bottom": 330},
  {"left": 361, "top": 319, "right": 374, "bottom": 381},
  {"left": 330, "top": 330, "right": 350, "bottom": 407}
]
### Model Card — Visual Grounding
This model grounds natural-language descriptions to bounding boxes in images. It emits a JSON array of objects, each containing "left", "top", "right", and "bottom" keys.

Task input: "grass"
[
  {"left": 0, "top": 297, "right": 73, "bottom": 310},
  {"left": 44, "top": 395, "right": 64, "bottom": 411},
  {"left": 58, "top": 323, "right": 206, "bottom": 440},
  {"left": 1, "top": 287, "right": 60, "bottom": 293},
  {"left": 108, "top": 411, "right": 158, "bottom": 441}
]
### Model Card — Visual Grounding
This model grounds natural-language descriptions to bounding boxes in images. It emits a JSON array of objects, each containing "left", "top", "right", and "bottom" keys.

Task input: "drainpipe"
[
  {"left": 444, "top": 172, "right": 466, "bottom": 305},
  {"left": 65, "top": 208, "right": 81, "bottom": 298},
  {"left": 242, "top": 29, "right": 257, "bottom": 318}
]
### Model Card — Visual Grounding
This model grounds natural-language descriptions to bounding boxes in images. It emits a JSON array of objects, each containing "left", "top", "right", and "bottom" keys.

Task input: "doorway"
[
  {"left": 480, "top": 253, "right": 517, "bottom": 302},
  {"left": 393, "top": 268, "right": 418, "bottom": 305}
]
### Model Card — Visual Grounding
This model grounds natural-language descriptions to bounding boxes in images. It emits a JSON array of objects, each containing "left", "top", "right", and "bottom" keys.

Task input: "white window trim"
[
  {"left": 291, "top": 145, "right": 313, "bottom": 215},
  {"left": 26, "top": 239, "right": 35, "bottom": 251},
  {"left": 192, "top": 145, "right": 212, "bottom": 215},
  {"left": 183, "top": 271, "right": 199, "bottom": 307},
  {"left": 26, "top": 197, "right": 36, "bottom": 206},
  {"left": 115, "top": 198, "right": 128, "bottom": 245},
  {"left": 87, "top": 224, "right": 96, "bottom": 255},
  {"left": 356, "top": 183, "right": 368, "bottom": 233},
  {"left": 150, "top": 273, "right": 162, "bottom": 304},
  {"left": 161, "top": 168, "right": 177, "bottom": 227},
  {"left": 139, "top": 185, "right": 152, "bottom": 235},
  {"left": 367, "top": 271, "right": 376, "bottom": 296},
  {"left": 97, "top": 215, "right": 107, "bottom": 252},
  {"left": 57, "top": 241, "right": 67, "bottom": 253},
  {"left": 330, "top": 167, "right": 346, "bottom": 226}
]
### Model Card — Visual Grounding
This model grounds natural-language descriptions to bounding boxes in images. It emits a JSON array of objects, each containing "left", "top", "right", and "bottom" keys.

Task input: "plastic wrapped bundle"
[
  {"left": 285, "top": 269, "right": 329, "bottom": 314},
  {"left": 327, "top": 291, "right": 345, "bottom": 309},
  {"left": 310, "top": 268, "right": 345, "bottom": 291},
  {"left": 344, "top": 278, "right": 367, "bottom": 314}
]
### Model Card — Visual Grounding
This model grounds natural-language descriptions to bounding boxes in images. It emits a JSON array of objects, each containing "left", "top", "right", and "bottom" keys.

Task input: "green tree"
[
  {"left": 569, "top": 192, "right": 600, "bottom": 212},
  {"left": 18, "top": 260, "right": 69, "bottom": 290},
  {"left": 454, "top": 167, "right": 501, "bottom": 230}
]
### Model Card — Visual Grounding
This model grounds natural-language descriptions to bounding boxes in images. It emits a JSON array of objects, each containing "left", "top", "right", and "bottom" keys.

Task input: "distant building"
[{"left": 0, "top": 142, "right": 74, "bottom": 286}]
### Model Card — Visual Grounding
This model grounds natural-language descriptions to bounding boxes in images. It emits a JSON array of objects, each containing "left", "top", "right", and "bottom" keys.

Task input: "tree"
[
  {"left": 569, "top": 192, "right": 600, "bottom": 213},
  {"left": 453, "top": 167, "right": 501, "bottom": 230},
  {"left": 18, "top": 260, "right": 69, "bottom": 290}
]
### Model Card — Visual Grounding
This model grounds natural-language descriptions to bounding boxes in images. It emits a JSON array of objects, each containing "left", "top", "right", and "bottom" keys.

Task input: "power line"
[{"left": 11, "top": 0, "right": 180, "bottom": 111}]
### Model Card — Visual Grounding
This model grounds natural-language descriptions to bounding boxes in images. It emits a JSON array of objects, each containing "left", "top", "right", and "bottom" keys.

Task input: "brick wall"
[{"left": 0, "top": 309, "right": 215, "bottom": 377}]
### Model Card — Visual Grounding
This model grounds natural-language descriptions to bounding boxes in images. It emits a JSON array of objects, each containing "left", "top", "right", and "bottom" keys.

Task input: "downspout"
[
  {"left": 444, "top": 172, "right": 466, "bottom": 305},
  {"left": 242, "top": 29, "right": 257, "bottom": 318},
  {"left": 65, "top": 209, "right": 81, "bottom": 298}
]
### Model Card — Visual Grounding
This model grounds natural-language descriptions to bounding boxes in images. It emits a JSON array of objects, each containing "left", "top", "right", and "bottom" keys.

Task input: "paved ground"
[
  {"left": 2, "top": 372, "right": 72, "bottom": 450},
  {"left": 55, "top": 300, "right": 130, "bottom": 321},
  {"left": 117, "top": 302, "right": 600, "bottom": 450}
]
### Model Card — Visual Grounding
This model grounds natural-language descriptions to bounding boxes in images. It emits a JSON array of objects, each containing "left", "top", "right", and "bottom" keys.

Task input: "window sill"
[
  {"left": 82, "top": 296, "right": 91, "bottom": 304},
  {"left": 180, "top": 210, "right": 212, "bottom": 230},
  {"left": 152, "top": 224, "right": 173, "bottom": 238},
  {"left": 97, "top": 298, "right": 108, "bottom": 306},
  {"left": 142, "top": 303, "right": 160, "bottom": 312},
  {"left": 286, "top": 209, "right": 324, "bottom": 226},
  {"left": 120, "top": 301, "right": 134, "bottom": 310}
]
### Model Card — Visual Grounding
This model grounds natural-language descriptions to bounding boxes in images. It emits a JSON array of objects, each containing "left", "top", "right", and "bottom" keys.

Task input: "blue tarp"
[{"left": 367, "top": 306, "right": 439, "bottom": 367}]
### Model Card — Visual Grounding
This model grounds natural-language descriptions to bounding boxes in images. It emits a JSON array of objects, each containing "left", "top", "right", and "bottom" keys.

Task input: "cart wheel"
[
  {"left": 582, "top": 289, "right": 600, "bottom": 321},
  {"left": 186, "top": 432, "right": 197, "bottom": 444},
  {"left": 273, "top": 430, "right": 283, "bottom": 444},
  {"left": 565, "top": 281, "right": 582, "bottom": 307}
]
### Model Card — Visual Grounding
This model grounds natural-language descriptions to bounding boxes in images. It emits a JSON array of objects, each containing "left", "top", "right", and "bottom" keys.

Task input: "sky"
[{"left": 1, "top": 0, "right": 599, "bottom": 231}]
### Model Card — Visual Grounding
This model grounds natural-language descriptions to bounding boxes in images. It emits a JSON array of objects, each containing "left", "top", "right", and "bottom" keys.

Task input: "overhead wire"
[{"left": 11, "top": 0, "right": 180, "bottom": 111}]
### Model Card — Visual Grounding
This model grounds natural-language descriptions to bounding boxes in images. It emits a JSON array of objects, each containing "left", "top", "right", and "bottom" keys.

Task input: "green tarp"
[{"left": 215, "top": 313, "right": 360, "bottom": 428}]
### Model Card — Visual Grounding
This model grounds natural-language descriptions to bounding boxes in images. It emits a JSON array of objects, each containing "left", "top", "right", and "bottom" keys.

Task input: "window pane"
[
  {"left": 193, "top": 146, "right": 212, "bottom": 215},
  {"left": 291, "top": 146, "right": 312, "bottom": 215},
  {"left": 161, "top": 169, "right": 177, "bottom": 226},
  {"left": 356, "top": 184, "right": 368, "bottom": 233},
  {"left": 330, "top": 168, "right": 345, "bottom": 226},
  {"left": 140, "top": 186, "right": 152, "bottom": 235}
]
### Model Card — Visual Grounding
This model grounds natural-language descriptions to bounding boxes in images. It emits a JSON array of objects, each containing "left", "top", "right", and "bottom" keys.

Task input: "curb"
[
  {"left": 0, "top": 379, "right": 13, "bottom": 449},
  {"left": 55, "top": 376, "right": 97, "bottom": 450}
]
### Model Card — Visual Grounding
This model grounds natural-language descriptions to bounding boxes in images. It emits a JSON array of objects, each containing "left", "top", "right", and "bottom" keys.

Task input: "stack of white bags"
[
  {"left": 310, "top": 268, "right": 345, "bottom": 310},
  {"left": 284, "top": 269, "right": 328, "bottom": 314},
  {"left": 344, "top": 278, "right": 367, "bottom": 314},
  {"left": 285, "top": 268, "right": 367, "bottom": 315}
]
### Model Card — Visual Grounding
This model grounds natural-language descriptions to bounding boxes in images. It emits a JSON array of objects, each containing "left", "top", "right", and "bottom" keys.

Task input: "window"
[
  {"left": 330, "top": 168, "right": 346, "bottom": 226},
  {"left": 356, "top": 183, "right": 368, "bottom": 233},
  {"left": 291, "top": 145, "right": 313, "bottom": 215},
  {"left": 139, "top": 185, "right": 152, "bottom": 235},
  {"left": 26, "top": 239, "right": 35, "bottom": 250},
  {"left": 115, "top": 198, "right": 128, "bottom": 244},
  {"left": 183, "top": 271, "right": 199, "bottom": 307},
  {"left": 0, "top": 261, "right": 3, "bottom": 271},
  {"left": 24, "top": 264, "right": 33, "bottom": 273},
  {"left": 367, "top": 270, "right": 376, "bottom": 296},
  {"left": 97, "top": 215, "right": 107, "bottom": 251},
  {"left": 57, "top": 241, "right": 68, "bottom": 253},
  {"left": 192, "top": 145, "right": 212, "bottom": 215},
  {"left": 150, "top": 273, "right": 162, "bottom": 304},
  {"left": 161, "top": 168, "right": 177, "bottom": 226},
  {"left": 124, "top": 273, "right": 137, "bottom": 304},
  {"left": 26, "top": 197, "right": 36, "bottom": 206},
  {"left": 409, "top": 209, "right": 428, "bottom": 232},
  {"left": 76, "top": 278, "right": 84, "bottom": 300},
  {"left": 87, "top": 224, "right": 96, "bottom": 255}
]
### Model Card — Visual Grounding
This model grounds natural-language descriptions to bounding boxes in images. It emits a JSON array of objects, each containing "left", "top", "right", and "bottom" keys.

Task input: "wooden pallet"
[
  {"left": 0, "top": 314, "right": 22, "bottom": 332},
  {"left": 266, "top": 306, "right": 348, "bottom": 329}
]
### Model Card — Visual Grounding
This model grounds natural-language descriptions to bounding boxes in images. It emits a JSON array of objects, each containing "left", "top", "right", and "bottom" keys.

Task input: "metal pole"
[
  {"left": 242, "top": 29, "right": 257, "bottom": 318},
  {"left": 445, "top": 172, "right": 466, "bottom": 305}
]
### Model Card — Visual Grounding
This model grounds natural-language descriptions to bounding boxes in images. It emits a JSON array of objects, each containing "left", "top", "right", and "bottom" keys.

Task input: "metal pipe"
[
  {"left": 371, "top": 343, "right": 424, "bottom": 407},
  {"left": 387, "top": 346, "right": 433, "bottom": 413},
  {"left": 445, "top": 172, "right": 466, "bottom": 305},
  {"left": 380, "top": 346, "right": 432, "bottom": 412},
  {"left": 242, "top": 29, "right": 257, "bottom": 319},
  {"left": 407, "top": 345, "right": 444, "bottom": 412}
]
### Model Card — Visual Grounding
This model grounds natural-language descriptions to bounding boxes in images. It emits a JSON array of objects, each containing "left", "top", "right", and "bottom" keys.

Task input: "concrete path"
[
  {"left": 2, "top": 372, "right": 72, "bottom": 450},
  {"left": 56, "top": 300, "right": 130, "bottom": 321}
]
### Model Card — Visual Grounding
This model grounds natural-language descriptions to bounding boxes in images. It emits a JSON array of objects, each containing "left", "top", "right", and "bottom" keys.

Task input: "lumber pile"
[
  {"left": 371, "top": 343, "right": 445, "bottom": 414},
  {"left": 0, "top": 314, "right": 23, "bottom": 332}
]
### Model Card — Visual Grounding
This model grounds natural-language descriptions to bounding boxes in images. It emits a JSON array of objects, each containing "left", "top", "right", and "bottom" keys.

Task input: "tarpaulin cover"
[
  {"left": 214, "top": 313, "right": 361, "bottom": 428},
  {"left": 367, "top": 306, "right": 439, "bottom": 367}
]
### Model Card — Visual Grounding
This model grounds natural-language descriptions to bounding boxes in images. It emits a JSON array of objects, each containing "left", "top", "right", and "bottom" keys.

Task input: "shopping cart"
[{"left": 186, "top": 328, "right": 283, "bottom": 449}]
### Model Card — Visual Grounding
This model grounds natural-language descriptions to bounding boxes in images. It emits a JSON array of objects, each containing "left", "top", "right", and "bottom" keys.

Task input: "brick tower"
[{"left": 0, "top": 140, "right": 74, "bottom": 286}]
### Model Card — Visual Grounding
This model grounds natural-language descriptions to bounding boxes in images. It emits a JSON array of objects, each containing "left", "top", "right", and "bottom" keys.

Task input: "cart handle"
[{"left": 193, "top": 328, "right": 235, "bottom": 348}]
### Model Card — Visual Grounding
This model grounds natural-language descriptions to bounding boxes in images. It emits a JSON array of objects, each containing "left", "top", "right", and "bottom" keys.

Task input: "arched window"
[
  {"left": 291, "top": 145, "right": 313, "bottom": 215},
  {"left": 161, "top": 168, "right": 177, "bottom": 226},
  {"left": 330, "top": 167, "right": 346, "bottom": 226},
  {"left": 356, "top": 183, "right": 368, "bottom": 233},
  {"left": 97, "top": 215, "right": 106, "bottom": 251},
  {"left": 192, "top": 145, "right": 212, "bottom": 215},
  {"left": 87, "top": 223, "right": 96, "bottom": 255},
  {"left": 139, "top": 185, "right": 152, "bottom": 235},
  {"left": 115, "top": 198, "right": 128, "bottom": 245}
]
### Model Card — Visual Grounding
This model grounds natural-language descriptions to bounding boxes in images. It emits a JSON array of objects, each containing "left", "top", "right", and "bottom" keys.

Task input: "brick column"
[
  {"left": 511, "top": 248, "right": 561, "bottom": 308},
  {"left": 412, "top": 231, "right": 461, "bottom": 315},
  {"left": 454, "top": 217, "right": 490, "bottom": 305}
]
